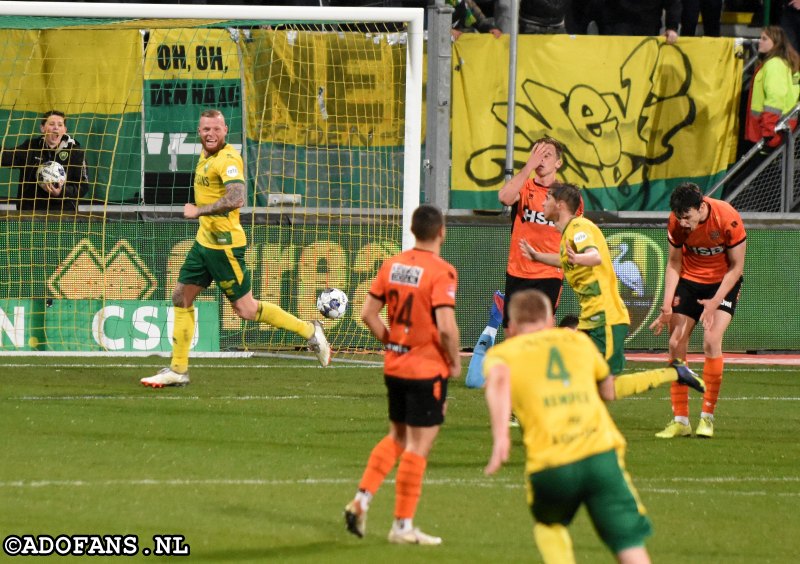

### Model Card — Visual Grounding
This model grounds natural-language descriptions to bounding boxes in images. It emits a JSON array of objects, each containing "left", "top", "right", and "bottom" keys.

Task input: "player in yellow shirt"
[
  {"left": 518, "top": 183, "right": 702, "bottom": 397},
  {"left": 141, "top": 109, "right": 329, "bottom": 387},
  {"left": 483, "top": 289, "right": 702, "bottom": 564}
]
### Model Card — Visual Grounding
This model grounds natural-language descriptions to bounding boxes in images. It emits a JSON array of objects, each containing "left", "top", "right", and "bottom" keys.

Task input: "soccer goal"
[{"left": 0, "top": 1, "right": 423, "bottom": 357}]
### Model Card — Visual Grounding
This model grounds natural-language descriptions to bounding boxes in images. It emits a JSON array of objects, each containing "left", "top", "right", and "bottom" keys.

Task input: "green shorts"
[
  {"left": 582, "top": 323, "right": 629, "bottom": 375},
  {"left": 178, "top": 241, "right": 251, "bottom": 302},
  {"left": 527, "top": 449, "right": 652, "bottom": 554}
]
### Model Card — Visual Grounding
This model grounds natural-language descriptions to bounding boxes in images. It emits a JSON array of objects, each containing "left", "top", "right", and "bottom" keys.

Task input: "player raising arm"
[
  {"left": 649, "top": 182, "right": 746, "bottom": 438},
  {"left": 466, "top": 137, "right": 569, "bottom": 389}
]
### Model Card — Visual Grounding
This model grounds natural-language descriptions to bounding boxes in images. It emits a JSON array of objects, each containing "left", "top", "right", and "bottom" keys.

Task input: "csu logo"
[
  {"left": 521, "top": 207, "right": 554, "bottom": 226},
  {"left": 607, "top": 233, "right": 664, "bottom": 340},
  {"left": 687, "top": 245, "right": 724, "bottom": 256}
]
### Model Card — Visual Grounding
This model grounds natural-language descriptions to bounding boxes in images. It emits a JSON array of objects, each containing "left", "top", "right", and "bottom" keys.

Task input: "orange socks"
[
  {"left": 670, "top": 379, "right": 689, "bottom": 418},
  {"left": 702, "top": 356, "right": 724, "bottom": 416},
  {"left": 394, "top": 451, "right": 427, "bottom": 520},
  {"left": 669, "top": 356, "right": 724, "bottom": 419},
  {"left": 358, "top": 435, "right": 404, "bottom": 495}
]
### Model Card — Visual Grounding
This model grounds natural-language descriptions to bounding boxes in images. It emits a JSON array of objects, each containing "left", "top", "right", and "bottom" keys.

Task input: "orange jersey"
[
  {"left": 667, "top": 197, "right": 747, "bottom": 284},
  {"left": 369, "top": 248, "right": 458, "bottom": 380},
  {"left": 507, "top": 179, "right": 563, "bottom": 280}
]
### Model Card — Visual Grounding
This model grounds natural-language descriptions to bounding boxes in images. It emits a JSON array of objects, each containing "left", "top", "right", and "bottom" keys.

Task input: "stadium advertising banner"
[
  {"left": 448, "top": 224, "right": 799, "bottom": 353},
  {"left": 450, "top": 35, "right": 743, "bottom": 211},
  {"left": 0, "top": 299, "right": 219, "bottom": 352},
  {"left": 1, "top": 220, "right": 798, "bottom": 353}
]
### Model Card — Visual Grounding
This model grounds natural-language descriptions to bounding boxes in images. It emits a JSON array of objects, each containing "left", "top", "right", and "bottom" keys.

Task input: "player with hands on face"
[{"left": 465, "top": 137, "right": 573, "bottom": 390}]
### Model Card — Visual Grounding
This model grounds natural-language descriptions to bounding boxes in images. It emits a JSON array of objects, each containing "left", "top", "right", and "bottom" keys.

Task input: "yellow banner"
[
  {"left": 451, "top": 35, "right": 743, "bottom": 210},
  {"left": 240, "top": 29, "right": 407, "bottom": 147},
  {"left": 144, "top": 28, "right": 241, "bottom": 80},
  {"left": 0, "top": 29, "right": 142, "bottom": 114}
]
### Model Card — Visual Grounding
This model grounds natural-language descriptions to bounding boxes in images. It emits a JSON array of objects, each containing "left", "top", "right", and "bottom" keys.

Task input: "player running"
[{"left": 141, "top": 109, "right": 329, "bottom": 388}]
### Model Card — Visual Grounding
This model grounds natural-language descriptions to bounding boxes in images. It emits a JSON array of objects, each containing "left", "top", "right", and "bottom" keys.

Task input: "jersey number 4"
[{"left": 546, "top": 347, "right": 570, "bottom": 383}]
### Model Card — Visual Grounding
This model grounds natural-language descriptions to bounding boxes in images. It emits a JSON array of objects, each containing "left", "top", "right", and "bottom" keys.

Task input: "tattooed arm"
[{"left": 183, "top": 181, "right": 246, "bottom": 219}]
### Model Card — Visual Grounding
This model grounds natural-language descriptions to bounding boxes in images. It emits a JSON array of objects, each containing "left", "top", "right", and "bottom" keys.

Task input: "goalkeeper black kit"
[{"left": 1, "top": 133, "right": 88, "bottom": 212}]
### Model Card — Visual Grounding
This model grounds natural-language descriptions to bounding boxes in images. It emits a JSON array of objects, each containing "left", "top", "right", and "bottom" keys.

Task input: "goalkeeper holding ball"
[{"left": 0, "top": 109, "right": 88, "bottom": 213}]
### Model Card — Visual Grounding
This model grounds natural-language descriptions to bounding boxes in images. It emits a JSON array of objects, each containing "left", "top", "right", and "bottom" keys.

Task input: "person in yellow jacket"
[{"left": 745, "top": 26, "right": 800, "bottom": 148}]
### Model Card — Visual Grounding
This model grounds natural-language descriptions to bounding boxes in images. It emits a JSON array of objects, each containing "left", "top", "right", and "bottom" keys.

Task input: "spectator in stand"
[
  {"left": 744, "top": 25, "right": 800, "bottom": 150},
  {"left": 0, "top": 110, "right": 88, "bottom": 213},
  {"left": 449, "top": 0, "right": 502, "bottom": 40},
  {"left": 565, "top": 0, "right": 604, "bottom": 34},
  {"left": 519, "top": 0, "right": 567, "bottom": 34},
  {"left": 681, "top": 0, "right": 722, "bottom": 37},
  {"left": 599, "top": 0, "right": 681, "bottom": 44},
  {"left": 781, "top": 1, "right": 800, "bottom": 54}
]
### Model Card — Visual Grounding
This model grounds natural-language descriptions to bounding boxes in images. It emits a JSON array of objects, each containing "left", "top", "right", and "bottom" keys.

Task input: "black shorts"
[
  {"left": 385, "top": 375, "right": 447, "bottom": 427},
  {"left": 672, "top": 276, "right": 743, "bottom": 322},
  {"left": 504, "top": 274, "right": 563, "bottom": 328}
]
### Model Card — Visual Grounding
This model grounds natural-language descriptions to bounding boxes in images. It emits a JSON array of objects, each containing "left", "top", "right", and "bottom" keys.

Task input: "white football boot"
[
  {"left": 387, "top": 525, "right": 442, "bottom": 546},
  {"left": 307, "top": 321, "right": 331, "bottom": 367},
  {"left": 140, "top": 367, "right": 190, "bottom": 388}
]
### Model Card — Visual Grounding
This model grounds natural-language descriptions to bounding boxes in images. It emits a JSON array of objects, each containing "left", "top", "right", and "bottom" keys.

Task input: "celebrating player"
[
  {"left": 483, "top": 289, "right": 656, "bottom": 564},
  {"left": 344, "top": 204, "right": 460, "bottom": 545},
  {"left": 649, "top": 182, "right": 747, "bottom": 439},
  {"left": 141, "top": 109, "right": 329, "bottom": 388}
]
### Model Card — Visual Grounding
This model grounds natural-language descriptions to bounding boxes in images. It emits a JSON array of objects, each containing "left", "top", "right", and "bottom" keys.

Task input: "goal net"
[{"left": 0, "top": 2, "right": 423, "bottom": 358}]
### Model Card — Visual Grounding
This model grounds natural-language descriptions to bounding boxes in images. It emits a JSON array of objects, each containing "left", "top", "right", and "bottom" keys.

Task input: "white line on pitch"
[
  {"left": 0, "top": 477, "right": 797, "bottom": 496},
  {"left": 12, "top": 394, "right": 359, "bottom": 401},
  {"left": 0, "top": 363, "right": 379, "bottom": 369},
  {"left": 9, "top": 394, "right": 800, "bottom": 402}
]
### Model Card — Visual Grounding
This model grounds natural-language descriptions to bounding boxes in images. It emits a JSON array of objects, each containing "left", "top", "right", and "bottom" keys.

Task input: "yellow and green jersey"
[
  {"left": 483, "top": 327, "right": 625, "bottom": 474},
  {"left": 561, "top": 216, "right": 630, "bottom": 329},
  {"left": 194, "top": 143, "right": 246, "bottom": 249}
]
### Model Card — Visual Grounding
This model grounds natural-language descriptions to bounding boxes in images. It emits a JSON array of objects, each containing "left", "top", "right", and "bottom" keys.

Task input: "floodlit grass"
[{"left": 1, "top": 357, "right": 798, "bottom": 563}]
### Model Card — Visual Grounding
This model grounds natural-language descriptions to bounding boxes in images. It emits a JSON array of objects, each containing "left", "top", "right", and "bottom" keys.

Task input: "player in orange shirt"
[
  {"left": 649, "top": 183, "right": 747, "bottom": 439},
  {"left": 343, "top": 204, "right": 460, "bottom": 545},
  {"left": 466, "top": 136, "right": 580, "bottom": 388}
]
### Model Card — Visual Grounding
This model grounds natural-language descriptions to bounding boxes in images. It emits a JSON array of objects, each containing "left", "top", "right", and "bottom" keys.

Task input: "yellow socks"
[
  {"left": 534, "top": 523, "right": 575, "bottom": 564},
  {"left": 614, "top": 367, "right": 675, "bottom": 398},
  {"left": 255, "top": 301, "right": 314, "bottom": 339},
  {"left": 170, "top": 306, "right": 194, "bottom": 374}
]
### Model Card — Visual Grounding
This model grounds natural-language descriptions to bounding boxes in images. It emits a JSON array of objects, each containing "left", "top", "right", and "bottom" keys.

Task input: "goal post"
[{"left": 0, "top": 2, "right": 423, "bottom": 356}]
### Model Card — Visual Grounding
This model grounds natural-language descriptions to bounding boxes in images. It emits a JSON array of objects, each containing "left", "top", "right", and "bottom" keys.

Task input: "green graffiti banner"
[{"left": 451, "top": 35, "right": 742, "bottom": 211}]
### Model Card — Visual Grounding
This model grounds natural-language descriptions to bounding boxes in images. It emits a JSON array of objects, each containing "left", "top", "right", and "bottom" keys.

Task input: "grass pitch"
[{"left": 1, "top": 357, "right": 798, "bottom": 563}]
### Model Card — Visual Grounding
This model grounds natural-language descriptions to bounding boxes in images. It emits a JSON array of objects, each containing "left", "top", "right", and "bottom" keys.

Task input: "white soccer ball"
[
  {"left": 317, "top": 287, "right": 348, "bottom": 319},
  {"left": 37, "top": 161, "right": 66, "bottom": 186}
]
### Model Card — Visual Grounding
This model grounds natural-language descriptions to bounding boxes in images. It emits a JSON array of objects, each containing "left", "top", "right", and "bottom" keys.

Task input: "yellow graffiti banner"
[
  {"left": 0, "top": 29, "right": 142, "bottom": 114},
  {"left": 451, "top": 35, "right": 743, "bottom": 211},
  {"left": 240, "top": 29, "right": 407, "bottom": 147},
  {"left": 144, "top": 28, "right": 241, "bottom": 80}
]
